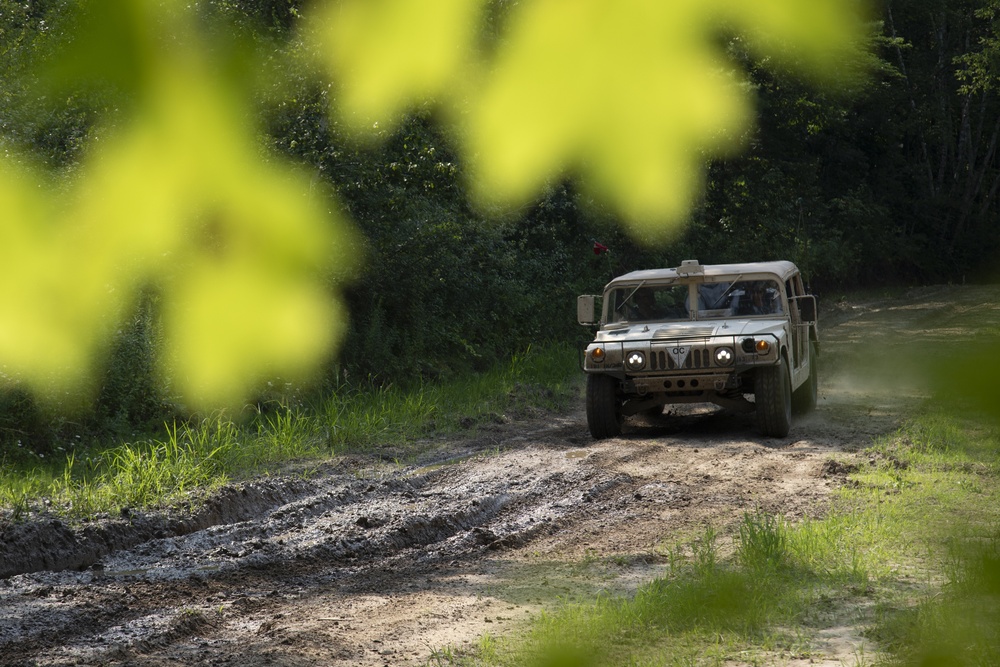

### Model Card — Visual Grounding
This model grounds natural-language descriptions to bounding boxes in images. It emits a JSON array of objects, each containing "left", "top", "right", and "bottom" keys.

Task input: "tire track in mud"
[
  {"left": 0, "top": 477, "right": 319, "bottom": 579},
  {"left": 0, "top": 441, "right": 638, "bottom": 666}
]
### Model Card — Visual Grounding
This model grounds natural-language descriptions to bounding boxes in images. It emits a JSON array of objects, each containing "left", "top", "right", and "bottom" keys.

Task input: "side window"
[
  {"left": 786, "top": 275, "right": 803, "bottom": 367},
  {"left": 786, "top": 278, "right": 800, "bottom": 315},
  {"left": 787, "top": 275, "right": 808, "bottom": 318},
  {"left": 791, "top": 273, "right": 816, "bottom": 322},
  {"left": 785, "top": 278, "right": 797, "bottom": 299},
  {"left": 789, "top": 274, "right": 805, "bottom": 298}
]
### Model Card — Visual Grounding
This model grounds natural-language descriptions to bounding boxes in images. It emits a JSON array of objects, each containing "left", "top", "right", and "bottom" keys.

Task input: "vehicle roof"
[{"left": 607, "top": 260, "right": 799, "bottom": 287}]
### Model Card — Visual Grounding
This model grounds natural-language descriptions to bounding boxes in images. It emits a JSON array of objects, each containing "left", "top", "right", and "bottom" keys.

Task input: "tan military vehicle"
[{"left": 578, "top": 260, "right": 818, "bottom": 439}]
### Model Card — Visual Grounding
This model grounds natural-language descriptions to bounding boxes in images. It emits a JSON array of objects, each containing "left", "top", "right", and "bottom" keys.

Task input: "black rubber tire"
[
  {"left": 586, "top": 374, "right": 622, "bottom": 439},
  {"left": 756, "top": 358, "right": 792, "bottom": 438},
  {"left": 792, "top": 342, "right": 818, "bottom": 414}
]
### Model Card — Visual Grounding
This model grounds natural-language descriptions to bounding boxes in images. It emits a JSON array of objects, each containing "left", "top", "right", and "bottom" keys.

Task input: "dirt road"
[{"left": 2, "top": 285, "right": 997, "bottom": 666}]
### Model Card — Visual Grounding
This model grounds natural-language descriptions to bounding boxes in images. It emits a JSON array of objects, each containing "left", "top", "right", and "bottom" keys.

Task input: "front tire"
[
  {"left": 586, "top": 374, "right": 622, "bottom": 439},
  {"left": 756, "top": 358, "right": 791, "bottom": 438}
]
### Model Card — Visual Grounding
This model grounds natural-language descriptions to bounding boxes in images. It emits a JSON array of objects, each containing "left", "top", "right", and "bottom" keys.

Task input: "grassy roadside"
[
  {"left": 0, "top": 344, "right": 581, "bottom": 523},
  {"left": 456, "top": 408, "right": 1000, "bottom": 667}
]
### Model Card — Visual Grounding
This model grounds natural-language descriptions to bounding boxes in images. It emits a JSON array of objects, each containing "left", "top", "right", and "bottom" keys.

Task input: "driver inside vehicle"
[
  {"left": 630, "top": 287, "right": 662, "bottom": 320},
  {"left": 739, "top": 281, "right": 781, "bottom": 315}
]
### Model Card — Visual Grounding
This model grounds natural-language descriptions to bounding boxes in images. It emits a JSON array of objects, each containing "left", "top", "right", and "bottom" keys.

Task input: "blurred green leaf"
[
  {"left": 312, "top": 0, "right": 870, "bottom": 237},
  {"left": 308, "top": 0, "right": 485, "bottom": 134},
  {"left": 2, "top": 1, "right": 358, "bottom": 411}
]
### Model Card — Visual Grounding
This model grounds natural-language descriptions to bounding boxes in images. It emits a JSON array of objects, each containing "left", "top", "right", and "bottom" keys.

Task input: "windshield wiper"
[
  {"left": 708, "top": 274, "right": 743, "bottom": 309},
  {"left": 616, "top": 281, "right": 646, "bottom": 314}
]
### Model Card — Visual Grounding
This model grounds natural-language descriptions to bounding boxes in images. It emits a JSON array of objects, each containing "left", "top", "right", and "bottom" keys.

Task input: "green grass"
[
  {"left": 0, "top": 344, "right": 579, "bottom": 520},
  {"left": 320, "top": 344, "right": 576, "bottom": 449},
  {"left": 470, "top": 519, "right": 857, "bottom": 667},
  {"left": 454, "top": 408, "right": 1000, "bottom": 667},
  {"left": 861, "top": 414, "right": 1000, "bottom": 666}
]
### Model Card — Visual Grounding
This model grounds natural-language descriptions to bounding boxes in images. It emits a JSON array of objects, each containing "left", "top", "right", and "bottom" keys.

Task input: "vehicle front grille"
[
  {"left": 653, "top": 325, "right": 716, "bottom": 339},
  {"left": 649, "top": 348, "right": 712, "bottom": 370}
]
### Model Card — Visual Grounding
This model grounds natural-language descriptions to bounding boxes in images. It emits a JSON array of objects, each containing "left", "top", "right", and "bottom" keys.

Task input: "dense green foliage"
[{"left": 1, "top": 0, "right": 999, "bottom": 451}]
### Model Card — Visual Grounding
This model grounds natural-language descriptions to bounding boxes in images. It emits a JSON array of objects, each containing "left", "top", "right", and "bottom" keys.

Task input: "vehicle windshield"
[{"left": 607, "top": 279, "right": 783, "bottom": 323}]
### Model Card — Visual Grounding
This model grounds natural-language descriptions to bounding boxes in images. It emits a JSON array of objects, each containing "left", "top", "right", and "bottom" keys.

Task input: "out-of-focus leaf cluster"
[
  {"left": 2, "top": 0, "right": 357, "bottom": 411},
  {"left": 309, "top": 0, "right": 870, "bottom": 237}
]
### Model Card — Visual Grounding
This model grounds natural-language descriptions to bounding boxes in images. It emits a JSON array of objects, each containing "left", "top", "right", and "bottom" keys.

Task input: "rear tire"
[
  {"left": 792, "top": 342, "right": 818, "bottom": 414},
  {"left": 586, "top": 374, "right": 622, "bottom": 439},
  {"left": 756, "top": 358, "right": 791, "bottom": 438}
]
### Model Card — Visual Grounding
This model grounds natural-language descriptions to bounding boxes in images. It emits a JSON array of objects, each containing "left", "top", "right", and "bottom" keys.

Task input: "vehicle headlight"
[
  {"left": 740, "top": 337, "right": 772, "bottom": 355},
  {"left": 590, "top": 347, "right": 605, "bottom": 363},
  {"left": 626, "top": 351, "right": 646, "bottom": 370},
  {"left": 714, "top": 347, "right": 734, "bottom": 366}
]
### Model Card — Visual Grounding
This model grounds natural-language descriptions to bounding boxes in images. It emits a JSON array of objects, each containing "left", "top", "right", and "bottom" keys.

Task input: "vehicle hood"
[{"left": 595, "top": 318, "right": 785, "bottom": 343}]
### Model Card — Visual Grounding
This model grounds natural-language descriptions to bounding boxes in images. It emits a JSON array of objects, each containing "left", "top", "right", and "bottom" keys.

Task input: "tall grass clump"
[
  {"left": 95, "top": 425, "right": 227, "bottom": 508},
  {"left": 44, "top": 419, "right": 238, "bottom": 515},
  {"left": 480, "top": 510, "right": 884, "bottom": 667},
  {"left": 3, "top": 409, "right": 329, "bottom": 519},
  {"left": 322, "top": 381, "right": 437, "bottom": 449},
  {"left": 737, "top": 510, "right": 789, "bottom": 572},
  {"left": 251, "top": 407, "right": 324, "bottom": 464}
]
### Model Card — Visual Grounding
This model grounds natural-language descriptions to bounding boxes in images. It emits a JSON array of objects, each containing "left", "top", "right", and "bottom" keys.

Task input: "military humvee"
[{"left": 578, "top": 260, "right": 818, "bottom": 439}]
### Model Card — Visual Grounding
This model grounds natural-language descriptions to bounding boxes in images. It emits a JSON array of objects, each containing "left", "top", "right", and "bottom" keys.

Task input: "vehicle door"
[{"left": 785, "top": 274, "right": 808, "bottom": 372}]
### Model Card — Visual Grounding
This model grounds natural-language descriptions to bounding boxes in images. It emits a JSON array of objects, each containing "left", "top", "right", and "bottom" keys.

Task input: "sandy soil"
[{"left": 2, "top": 285, "right": 997, "bottom": 667}]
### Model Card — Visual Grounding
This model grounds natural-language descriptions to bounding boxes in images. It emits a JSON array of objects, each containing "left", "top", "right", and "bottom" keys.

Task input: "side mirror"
[
  {"left": 800, "top": 295, "right": 817, "bottom": 322},
  {"left": 577, "top": 295, "right": 597, "bottom": 326}
]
